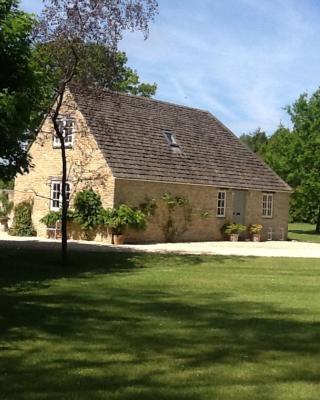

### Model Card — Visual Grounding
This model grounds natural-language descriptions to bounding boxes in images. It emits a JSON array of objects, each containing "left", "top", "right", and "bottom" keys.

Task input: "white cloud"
[
  {"left": 21, "top": 0, "right": 320, "bottom": 135},
  {"left": 121, "top": 0, "right": 320, "bottom": 135}
]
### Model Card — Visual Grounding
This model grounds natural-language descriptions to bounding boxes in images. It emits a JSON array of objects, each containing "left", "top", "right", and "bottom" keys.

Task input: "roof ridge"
[{"left": 69, "top": 83, "right": 211, "bottom": 115}]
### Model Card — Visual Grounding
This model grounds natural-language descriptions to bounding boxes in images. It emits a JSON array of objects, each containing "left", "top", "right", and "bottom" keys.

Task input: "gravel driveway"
[{"left": 1, "top": 233, "right": 320, "bottom": 258}]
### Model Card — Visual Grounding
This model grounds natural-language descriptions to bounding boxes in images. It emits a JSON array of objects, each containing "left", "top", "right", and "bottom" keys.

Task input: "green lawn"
[
  {"left": 288, "top": 222, "right": 320, "bottom": 243},
  {"left": 1, "top": 246, "right": 320, "bottom": 399}
]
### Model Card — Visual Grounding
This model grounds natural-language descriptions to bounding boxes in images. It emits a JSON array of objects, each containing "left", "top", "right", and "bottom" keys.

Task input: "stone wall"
[
  {"left": 114, "top": 178, "right": 290, "bottom": 243},
  {"left": 14, "top": 90, "right": 115, "bottom": 237},
  {"left": 245, "top": 190, "right": 290, "bottom": 241}
]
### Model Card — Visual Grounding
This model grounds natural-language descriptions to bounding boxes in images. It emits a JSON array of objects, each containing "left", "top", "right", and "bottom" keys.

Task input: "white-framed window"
[
  {"left": 217, "top": 190, "right": 226, "bottom": 217},
  {"left": 53, "top": 117, "right": 74, "bottom": 148},
  {"left": 50, "top": 181, "right": 71, "bottom": 211},
  {"left": 262, "top": 193, "right": 273, "bottom": 218}
]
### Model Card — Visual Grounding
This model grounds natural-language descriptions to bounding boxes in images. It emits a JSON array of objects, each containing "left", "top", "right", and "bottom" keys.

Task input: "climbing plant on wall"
[{"left": 160, "top": 193, "right": 192, "bottom": 242}]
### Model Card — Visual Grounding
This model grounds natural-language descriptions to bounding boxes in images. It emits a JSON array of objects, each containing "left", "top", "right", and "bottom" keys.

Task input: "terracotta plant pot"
[
  {"left": 230, "top": 233, "right": 239, "bottom": 242},
  {"left": 113, "top": 234, "right": 125, "bottom": 245},
  {"left": 252, "top": 233, "right": 261, "bottom": 242}
]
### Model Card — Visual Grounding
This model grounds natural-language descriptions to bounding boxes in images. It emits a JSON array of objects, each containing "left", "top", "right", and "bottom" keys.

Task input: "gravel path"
[{"left": 1, "top": 233, "right": 320, "bottom": 258}]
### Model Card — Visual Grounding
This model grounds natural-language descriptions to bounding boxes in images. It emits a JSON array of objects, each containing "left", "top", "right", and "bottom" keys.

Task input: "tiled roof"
[{"left": 71, "top": 85, "right": 291, "bottom": 192}]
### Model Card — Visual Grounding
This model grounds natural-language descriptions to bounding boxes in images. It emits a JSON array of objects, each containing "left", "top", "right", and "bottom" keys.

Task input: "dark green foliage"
[
  {"left": 101, "top": 204, "right": 147, "bottom": 235},
  {"left": 0, "top": 192, "right": 13, "bottom": 218},
  {"left": 40, "top": 210, "right": 74, "bottom": 227},
  {"left": 239, "top": 128, "right": 268, "bottom": 154},
  {"left": 261, "top": 91, "right": 320, "bottom": 231},
  {"left": 34, "top": 41, "right": 157, "bottom": 98},
  {"left": 0, "top": 179, "right": 14, "bottom": 189},
  {"left": 40, "top": 211, "right": 61, "bottom": 227},
  {"left": 77, "top": 47, "right": 157, "bottom": 97},
  {"left": 241, "top": 89, "right": 320, "bottom": 231},
  {"left": 9, "top": 200, "right": 36, "bottom": 236},
  {"left": 262, "top": 124, "right": 292, "bottom": 180},
  {"left": 284, "top": 91, "right": 320, "bottom": 231},
  {"left": 73, "top": 189, "right": 103, "bottom": 238},
  {"left": 0, "top": 0, "right": 46, "bottom": 180}
]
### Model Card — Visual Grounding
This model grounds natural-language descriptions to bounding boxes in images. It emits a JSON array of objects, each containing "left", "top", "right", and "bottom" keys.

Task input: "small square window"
[{"left": 53, "top": 117, "right": 74, "bottom": 148}]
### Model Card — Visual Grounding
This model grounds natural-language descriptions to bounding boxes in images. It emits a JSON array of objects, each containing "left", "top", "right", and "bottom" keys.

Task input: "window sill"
[{"left": 53, "top": 145, "right": 74, "bottom": 149}]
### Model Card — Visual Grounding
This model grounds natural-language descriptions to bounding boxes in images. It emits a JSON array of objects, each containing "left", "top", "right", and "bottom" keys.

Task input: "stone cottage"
[{"left": 14, "top": 85, "right": 291, "bottom": 242}]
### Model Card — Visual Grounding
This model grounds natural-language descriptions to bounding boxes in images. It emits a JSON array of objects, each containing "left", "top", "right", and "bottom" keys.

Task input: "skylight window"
[{"left": 164, "top": 130, "right": 179, "bottom": 147}]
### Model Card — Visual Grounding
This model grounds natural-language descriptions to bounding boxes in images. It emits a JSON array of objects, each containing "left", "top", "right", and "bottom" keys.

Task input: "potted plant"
[
  {"left": 0, "top": 192, "right": 13, "bottom": 232},
  {"left": 40, "top": 211, "right": 62, "bottom": 238},
  {"left": 248, "top": 224, "right": 263, "bottom": 242},
  {"left": 101, "top": 204, "right": 147, "bottom": 245},
  {"left": 221, "top": 222, "right": 246, "bottom": 242}
]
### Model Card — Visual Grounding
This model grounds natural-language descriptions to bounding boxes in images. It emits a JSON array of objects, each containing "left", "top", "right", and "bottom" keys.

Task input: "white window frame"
[
  {"left": 216, "top": 190, "right": 226, "bottom": 217},
  {"left": 50, "top": 181, "right": 71, "bottom": 211},
  {"left": 262, "top": 193, "right": 273, "bottom": 218},
  {"left": 53, "top": 116, "right": 74, "bottom": 148}
]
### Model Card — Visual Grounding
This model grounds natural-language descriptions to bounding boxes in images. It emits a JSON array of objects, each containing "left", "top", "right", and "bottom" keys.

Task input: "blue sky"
[{"left": 21, "top": 0, "right": 320, "bottom": 135}]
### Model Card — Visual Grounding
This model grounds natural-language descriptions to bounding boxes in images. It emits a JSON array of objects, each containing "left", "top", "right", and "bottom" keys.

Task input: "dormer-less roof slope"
[{"left": 70, "top": 85, "right": 291, "bottom": 192}]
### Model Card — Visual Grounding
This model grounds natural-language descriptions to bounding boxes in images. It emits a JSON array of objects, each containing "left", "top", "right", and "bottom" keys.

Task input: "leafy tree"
[
  {"left": 0, "top": 0, "right": 43, "bottom": 180},
  {"left": 262, "top": 124, "right": 292, "bottom": 180},
  {"left": 0, "top": 179, "right": 14, "bottom": 189},
  {"left": 260, "top": 91, "right": 320, "bottom": 232},
  {"left": 284, "top": 90, "right": 320, "bottom": 232},
  {"left": 33, "top": 42, "right": 157, "bottom": 97},
  {"left": 36, "top": 0, "right": 158, "bottom": 265},
  {"left": 239, "top": 128, "right": 268, "bottom": 155}
]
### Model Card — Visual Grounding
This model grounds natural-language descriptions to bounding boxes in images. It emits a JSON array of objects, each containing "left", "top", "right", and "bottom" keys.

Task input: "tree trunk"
[
  {"left": 51, "top": 85, "right": 69, "bottom": 267},
  {"left": 61, "top": 139, "right": 68, "bottom": 266},
  {"left": 51, "top": 48, "right": 78, "bottom": 266},
  {"left": 316, "top": 207, "right": 320, "bottom": 234}
]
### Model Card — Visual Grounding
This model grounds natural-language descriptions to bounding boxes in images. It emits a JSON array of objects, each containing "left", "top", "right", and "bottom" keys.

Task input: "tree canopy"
[
  {"left": 0, "top": 0, "right": 41, "bottom": 180},
  {"left": 241, "top": 89, "right": 320, "bottom": 232},
  {"left": 239, "top": 128, "right": 268, "bottom": 155},
  {"left": 0, "top": 0, "right": 157, "bottom": 183},
  {"left": 33, "top": 42, "right": 157, "bottom": 97}
]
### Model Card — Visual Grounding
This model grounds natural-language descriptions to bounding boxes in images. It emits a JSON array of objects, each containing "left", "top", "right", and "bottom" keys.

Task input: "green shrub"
[
  {"left": 221, "top": 222, "right": 246, "bottom": 235},
  {"left": 10, "top": 201, "right": 36, "bottom": 236},
  {"left": 40, "top": 210, "right": 74, "bottom": 227},
  {"left": 40, "top": 211, "right": 61, "bottom": 227},
  {"left": 73, "top": 189, "right": 103, "bottom": 239},
  {"left": 101, "top": 204, "right": 147, "bottom": 235},
  {"left": 0, "top": 192, "right": 13, "bottom": 218}
]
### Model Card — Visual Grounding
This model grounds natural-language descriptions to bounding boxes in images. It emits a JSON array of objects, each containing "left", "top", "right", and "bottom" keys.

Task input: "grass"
[
  {"left": 1, "top": 244, "right": 320, "bottom": 399},
  {"left": 288, "top": 222, "right": 320, "bottom": 243}
]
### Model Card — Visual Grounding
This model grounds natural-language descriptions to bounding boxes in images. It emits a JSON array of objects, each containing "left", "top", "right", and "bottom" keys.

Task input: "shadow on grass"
[
  {"left": 1, "top": 241, "right": 318, "bottom": 399},
  {"left": 0, "top": 239, "right": 242, "bottom": 289},
  {"left": 1, "top": 285, "right": 320, "bottom": 399}
]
